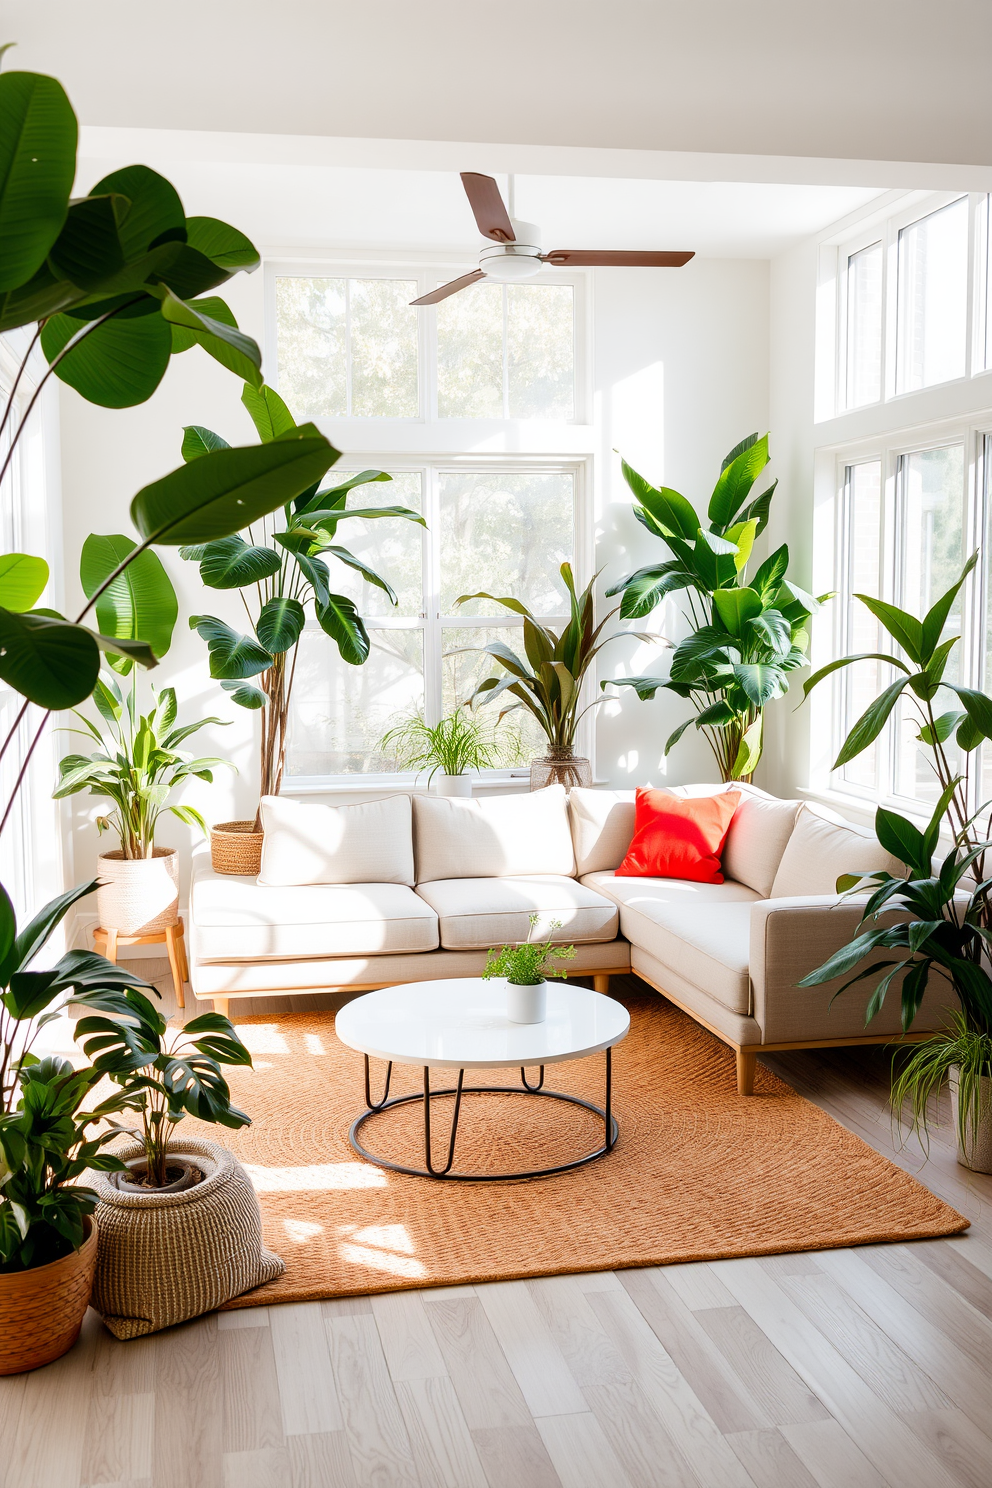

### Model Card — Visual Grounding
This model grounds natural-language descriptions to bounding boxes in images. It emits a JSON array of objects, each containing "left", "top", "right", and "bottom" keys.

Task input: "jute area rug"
[{"left": 194, "top": 984, "right": 967, "bottom": 1307}]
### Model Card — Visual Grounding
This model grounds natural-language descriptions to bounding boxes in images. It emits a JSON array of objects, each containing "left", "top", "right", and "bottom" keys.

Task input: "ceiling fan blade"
[
  {"left": 543, "top": 249, "right": 695, "bottom": 268},
  {"left": 461, "top": 173, "right": 515, "bottom": 243},
  {"left": 410, "top": 270, "right": 486, "bottom": 307}
]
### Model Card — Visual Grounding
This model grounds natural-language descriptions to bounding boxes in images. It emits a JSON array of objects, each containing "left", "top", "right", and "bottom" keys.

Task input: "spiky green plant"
[
  {"left": 378, "top": 708, "right": 519, "bottom": 781},
  {"left": 483, "top": 915, "right": 576, "bottom": 985}
]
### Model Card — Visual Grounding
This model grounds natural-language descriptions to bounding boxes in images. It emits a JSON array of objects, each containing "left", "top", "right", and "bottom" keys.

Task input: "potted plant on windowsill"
[
  {"left": 378, "top": 707, "right": 518, "bottom": 797},
  {"left": 455, "top": 562, "right": 649, "bottom": 790},
  {"left": 483, "top": 915, "right": 576, "bottom": 1023}
]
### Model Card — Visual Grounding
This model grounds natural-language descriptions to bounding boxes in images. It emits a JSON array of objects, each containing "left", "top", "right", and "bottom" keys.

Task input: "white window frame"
[{"left": 265, "top": 255, "right": 597, "bottom": 789}]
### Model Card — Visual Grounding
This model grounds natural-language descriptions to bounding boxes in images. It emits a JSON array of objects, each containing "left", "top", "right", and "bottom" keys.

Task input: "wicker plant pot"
[
  {"left": 96, "top": 849, "right": 180, "bottom": 936},
  {"left": 0, "top": 1216, "right": 98, "bottom": 1375},
  {"left": 210, "top": 821, "right": 264, "bottom": 876},
  {"left": 91, "top": 1137, "right": 284, "bottom": 1339}
]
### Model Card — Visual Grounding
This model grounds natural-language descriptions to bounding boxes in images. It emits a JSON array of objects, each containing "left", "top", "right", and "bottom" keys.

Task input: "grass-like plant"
[
  {"left": 483, "top": 915, "right": 577, "bottom": 985},
  {"left": 379, "top": 708, "right": 517, "bottom": 781},
  {"left": 890, "top": 1014, "right": 992, "bottom": 1160}
]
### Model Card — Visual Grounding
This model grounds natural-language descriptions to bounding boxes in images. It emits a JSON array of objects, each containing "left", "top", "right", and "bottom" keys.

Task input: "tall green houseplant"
[{"left": 604, "top": 434, "right": 823, "bottom": 781}]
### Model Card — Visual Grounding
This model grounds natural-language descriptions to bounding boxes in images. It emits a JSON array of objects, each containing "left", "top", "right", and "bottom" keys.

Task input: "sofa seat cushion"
[
  {"left": 191, "top": 871, "right": 438, "bottom": 961},
  {"left": 415, "top": 875, "right": 619, "bottom": 951},
  {"left": 581, "top": 871, "right": 759, "bottom": 1014}
]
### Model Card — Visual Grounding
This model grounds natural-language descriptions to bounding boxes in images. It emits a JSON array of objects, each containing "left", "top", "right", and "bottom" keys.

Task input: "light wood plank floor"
[{"left": 6, "top": 971, "right": 992, "bottom": 1488}]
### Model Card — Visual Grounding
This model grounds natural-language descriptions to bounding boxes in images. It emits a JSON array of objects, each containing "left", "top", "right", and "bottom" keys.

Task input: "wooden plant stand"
[{"left": 93, "top": 919, "right": 188, "bottom": 1010}]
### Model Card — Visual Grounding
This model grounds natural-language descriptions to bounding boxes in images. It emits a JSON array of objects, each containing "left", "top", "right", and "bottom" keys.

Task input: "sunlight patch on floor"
[
  {"left": 304, "top": 1033, "right": 327, "bottom": 1055},
  {"left": 339, "top": 1222, "right": 425, "bottom": 1278},
  {"left": 244, "top": 1162, "right": 387, "bottom": 1191},
  {"left": 233, "top": 1024, "right": 290, "bottom": 1054},
  {"left": 283, "top": 1218, "right": 324, "bottom": 1243}
]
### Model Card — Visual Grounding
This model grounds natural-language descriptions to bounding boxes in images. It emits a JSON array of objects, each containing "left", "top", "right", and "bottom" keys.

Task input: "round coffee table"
[{"left": 334, "top": 978, "right": 630, "bottom": 1181}]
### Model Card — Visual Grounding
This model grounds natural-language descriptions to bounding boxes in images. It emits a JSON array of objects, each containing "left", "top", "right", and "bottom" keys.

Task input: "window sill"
[{"left": 280, "top": 772, "right": 533, "bottom": 796}]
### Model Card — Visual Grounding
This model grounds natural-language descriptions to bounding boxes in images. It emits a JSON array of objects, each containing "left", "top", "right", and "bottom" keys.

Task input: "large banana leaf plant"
[
  {"left": 798, "top": 553, "right": 992, "bottom": 1154},
  {"left": 182, "top": 383, "right": 424, "bottom": 801},
  {"left": 602, "top": 434, "right": 824, "bottom": 780}
]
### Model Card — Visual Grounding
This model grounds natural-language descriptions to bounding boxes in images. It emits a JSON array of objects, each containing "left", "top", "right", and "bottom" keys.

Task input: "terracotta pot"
[
  {"left": 432, "top": 774, "right": 473, "bottom": 798},
  {"left": 210, "top": 821, "right": 264, "bottom": 876},
  {"left": 0, "top": 1216, "right": 98, "bottom": 1375},
  {"left": 96, "top": 848, "right": 179, "bottom": 936},
  {"left": 950, "top": 1068, "right": 992, "bottom": 1173}
]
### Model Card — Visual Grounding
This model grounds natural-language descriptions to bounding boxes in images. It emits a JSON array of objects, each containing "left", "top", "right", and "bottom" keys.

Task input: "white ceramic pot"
[
  {"left": 432, "top": 774, "right": 473, "bottom": 798},
  {"left": 506, "top": 978, "right": 547, "bottom": 1024},
  {"left": 96, "top": 848, "right": 180, "bottom": 936},
  {"left": 950, "top": 1068, "right": 992, "bottom": 1173}
]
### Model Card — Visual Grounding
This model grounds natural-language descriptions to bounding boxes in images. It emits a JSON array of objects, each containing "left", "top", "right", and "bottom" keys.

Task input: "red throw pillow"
[{"left": 616, "top": 789, "right": 741, "bottom": 883}]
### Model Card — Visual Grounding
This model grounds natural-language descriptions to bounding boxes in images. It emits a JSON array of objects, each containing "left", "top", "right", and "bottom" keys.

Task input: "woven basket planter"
[
  {"left": 0, "top": 1216, "right": 98, "bottom": 1374},
  {"left": 96, "top": 848, "right": 179, "bottom": 936},
  {"left": 91, "top": 1137, "right": 284, "bottom": 1339},
  {"left": 210, "top": 821, "right": 263, "bottom": 876}
]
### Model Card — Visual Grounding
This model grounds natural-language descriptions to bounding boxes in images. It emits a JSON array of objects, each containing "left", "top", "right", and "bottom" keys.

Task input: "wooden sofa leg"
[
  {"left": 593, "top": 974, "right": 610, "bottom": 995},
  {"left": 736, "top": 1048, "right": 757, "bottom": 1096},
  {"left": 213, "top": 997, "right": 230, "bottom": 1017}
]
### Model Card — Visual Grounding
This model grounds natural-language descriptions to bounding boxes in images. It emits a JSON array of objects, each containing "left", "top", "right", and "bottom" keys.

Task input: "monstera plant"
[
  {"left": 603, "top": 434, "right": 824, "bottom": 781},
  {"left": 182, "top": 383, "right": 424, "bottom": 806}
]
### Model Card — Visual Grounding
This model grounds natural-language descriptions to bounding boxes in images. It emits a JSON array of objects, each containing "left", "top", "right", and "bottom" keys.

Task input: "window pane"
[
  {"left": 438, "top": 470, "right": 574, "bottom": 617},
  {"left": 323, "top": 471, "right": 424, "bottom": 618},
  {"left": 349, "top": 279, "right": 419, "bottom": 417},
  {"left": 896, "top": 198, "right": 968, "bottom": 393},
  {"left": 442, "top": 626, "right": 543, "bottom": 766},
  {"left": 842, "top": 462, "right": 882, "bottom": 791},
  {"left": 436, "top": 279, "right": 503, "bottom": 417},
  {"left": 894, "top": 445, "right": 965, "bottom": 802},
  {"left": 276, "top": 277, "right": 347, "bottom": 417},
  {"left": 507, "top": 284, "right": 574, "bottom": 419},
  {"left": 285, "top": 629, "right": 424, "bottom": 776},
  {"left": 846, "top": 243, "right": 882, "bottom": 408}
]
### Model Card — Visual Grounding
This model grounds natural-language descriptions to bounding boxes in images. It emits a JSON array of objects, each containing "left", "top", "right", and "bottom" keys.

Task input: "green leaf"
[
  {"left": 732, "top": 714, "right": 763, "bottom": 777},
  {"left": 169, "top": 294, "right": 237, "bottom": 354},
  {"left": 664, "top": 717, "right": 695, "bottom": 754},
  {"left": 184, "top": 216, "right": 259, "bottom": 272},
  {"left": 89, "top": 164, "right": 185, "bottom": 261},
  {"left": 7, "top": 880, "right": 97, "bottom": 980},
  {"left": 950, "top": 686, "right": 992, "bottom": 743},
  {"left": 241, "top": 382, "right": 296, "bottom": 442},
  {"left": 694, "top": 699, "right": 737, "bottom": 727},
  {"left": 708, "top": 434, "right": 769, "bottom": 529},
  {"left": 874, "top": 807, "right": 925, "bottom": 875},
  {"left": 721, "top": 433, "right": 759, "bottom": 471},
  {"left": 957, "top": 714, "right": 984, "bottom": 752},
  {"left": 79, "top": 534, "right": 177, "bottom": 670},
  {"left": 834, "top": 676, "right": 911, "bottom": 768},
  {"left": 747, "top": 609, "right": 792, "bottom": 657},
  {"left": 920, "top": 550, "right": 978, "bottom": 661},
  {"left": 712, "top": 587, "right": 762, "bottom": 636},
  {"left": 732, "top": 663, "right": 784, "bottom": 706},
  {"left": 189, "top": 615, "right": 271, "bottom": 680},
  {"left": 725, "top": 518, "right": 758, "bottom": 573},
  {"left": 315, "top": 594, "right": 369, "bottom": 665},
  {"left": 158, "top": 288, "right": 262, "bottom": 388},
  {"left": 41, "top": 299, "right": 172, "bottom": 408},
  {"left": 130, "top": 426, "right": 340, "bottom": 546},
  {"left": 221, "top": 681, "right": 267, "bottom": 709},
  {"left": 611, "top": 562, "right": 690, "bottom": 618},
  {"left": 255, "top": 596, "right": 304, "bottom": 654},
  {"left": 0, "top": 608, "right": 99, "bottom": 707},
  {"left": 620, "top": 459, "right": 699, "bottom": 538},
  {"left": 0, "top": 882, "right": 16, "bottom": 974},
  {"left": 0, "top": 553, "right": 48, "bottom": 611},
  {"left": 0, "top": 70, "right": 77, "bottom": 291},
  {"left": 321, "top": 545, "right": 397, "bottom": 602},
  {"left": 751, "top": 544, "right": 789, "bottom": 602},
  {"left": 601, "top": 674, "right": 667, "bottom": 701},
  {"left": 46, "top": 193, "right": 126, "bottom": 289},
  {"left": 738, "top": 481, "right": 777, "bottom": 537},
  {"left": 195, "top": 535, "right": 281, "bottom": 589},
  {"left": 181, "top": 424, "right": 230, "bottom": 462},
  {"left": 801, "top": 652, "right": 908, "bottom": 700},
  {"left": 917, "top": 710, "right": 964, "bottom": 746},
  {"left": 854, "top": 593, "right": 925, "bottom": 665}
]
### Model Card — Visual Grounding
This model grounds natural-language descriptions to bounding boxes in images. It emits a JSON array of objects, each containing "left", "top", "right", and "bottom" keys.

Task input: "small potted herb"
[
  {"left": 379, "top": 707, "right": 517, "bottom": 797},
  {"left": 483, "top": 915, "right": 576, "bottom": 1023}
]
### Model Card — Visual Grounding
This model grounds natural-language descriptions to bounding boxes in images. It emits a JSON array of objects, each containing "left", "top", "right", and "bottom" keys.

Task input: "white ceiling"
[{"left": 8, "top": 0, "right": 992, "bottom": 168}]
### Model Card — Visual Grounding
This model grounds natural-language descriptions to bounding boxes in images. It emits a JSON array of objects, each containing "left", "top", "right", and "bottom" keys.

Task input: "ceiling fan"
[{"left": 411, "top": 173, "right": 695, "bottom": 306}]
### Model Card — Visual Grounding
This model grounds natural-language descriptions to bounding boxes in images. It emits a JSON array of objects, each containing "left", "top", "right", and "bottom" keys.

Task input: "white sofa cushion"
[
  {"left": 413, "top": 785, "right": 575, "bottom": 883},
  {"left": 769, "top": 803, "right": 904, "bottom": 898},
  {"left": 258, "top": 793, "right": 414, "bottom": 887},
  {"left": 568, "top": 788, "right": 636, "bottom": 876},
  {"left": 721, "top": 792, "right": 801, "bottom": 898},
  {"left": 415, "top": 875, "right": 618, "bottom": 951},
  {"left": 191, "top": 864, "right": 437, "bottom": 960},
  {"left": 581, "top": 870, "right": 759, "bottom": 1014}
]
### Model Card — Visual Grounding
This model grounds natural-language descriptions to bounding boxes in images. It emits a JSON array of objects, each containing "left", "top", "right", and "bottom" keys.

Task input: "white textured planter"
[
  {"left": 96, "top": 848, "right": 180, "bottom": 936},
  {"left": 432, "top": 774, "right": 473, "bottom": 798},
  {"left": 950, "top": 1068, "right": 992, "bottom": 1173},
  {"left": 506, "top": 977, "right": 547, "bottom": 1024}
]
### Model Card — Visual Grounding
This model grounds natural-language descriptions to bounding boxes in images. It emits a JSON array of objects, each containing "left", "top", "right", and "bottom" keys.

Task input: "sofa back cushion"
[
  {"left": 721, "top": 792, "right": 802, "bottom": 898},
  {"left": 413, "top": 785, "right": 575, "bottom": 883},
  {"left": 769, "top": 803, "right": 904, "bottom": 898},
  {"left": 258, "top": 794, "right": 415, "bottom": 886},
  {"left": 568, "top": 787, "right": 636, "bottom": 876}
]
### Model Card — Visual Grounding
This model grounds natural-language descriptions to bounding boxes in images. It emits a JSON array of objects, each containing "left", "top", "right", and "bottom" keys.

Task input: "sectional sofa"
[{"left": 188, "top": 782, "right": 958, "bottom": 1093}]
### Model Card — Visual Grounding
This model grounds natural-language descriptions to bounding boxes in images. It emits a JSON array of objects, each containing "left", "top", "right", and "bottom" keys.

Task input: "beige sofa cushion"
[
  {"left": 769, "top": 803, "right": 904, "bottom": 898},
  {"left": 721, "top": 792, "right": 801, "bottom": 898},
  {"left": 191, "top": 864, "right": 437, "bottom": 960},
  {"left": 581, "top": 870, "right": 759, "bottom": 1014},
  {"left": 568, "top": 788, "right": 636, "bottom": 876},
  {"left": 413, "top": 785, "right": 575, "bottom": 883},
  {"left": 415, "top": 875, "right": 618, "bottom": 951},
  {"left": 258, "top": 793, "right": 414, "bottom": 886}
]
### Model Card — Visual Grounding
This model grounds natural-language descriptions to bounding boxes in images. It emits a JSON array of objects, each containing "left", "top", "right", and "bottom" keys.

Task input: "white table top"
[{"left": 334, "top": 978, "right": 630, "bottom": 1069}]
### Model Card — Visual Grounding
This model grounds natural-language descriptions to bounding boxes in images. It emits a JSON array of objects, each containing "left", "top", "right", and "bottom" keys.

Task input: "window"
[
  {"left": 839, "top": 460, "right": 882, "bottom": 790},
  {"left": 896, "top": 198, "right": 969, "bottom": 393},
  {"left": 845, "top": 242, "right": 883, "bottom": 408},
  {"left": 273, "top": 270, "right": 577, "bottom": 422},
  {"left": 283, "top": 463, "right": 578, "bottom": 779}
]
